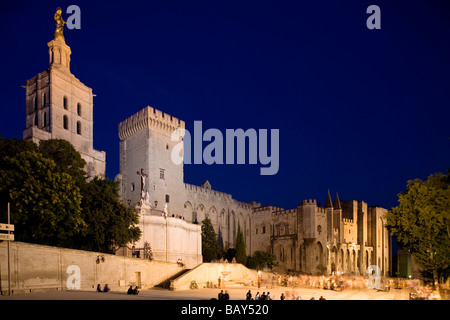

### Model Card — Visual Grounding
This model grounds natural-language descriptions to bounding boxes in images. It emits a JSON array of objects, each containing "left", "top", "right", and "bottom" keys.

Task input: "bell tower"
[{"left": 23, "top": 8, "right": 106, "bottom": 178}]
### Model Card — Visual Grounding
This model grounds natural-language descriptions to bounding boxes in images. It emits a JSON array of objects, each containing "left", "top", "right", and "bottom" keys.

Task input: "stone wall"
[
  {"left": 0, "top": 242, "right": 183, "bottom": 295},
  {"left": 170, "top": 263, "right": 258, "bottom": 291},
  {"left": 133, "top": 214, "right": 202, "bottom": 269}
]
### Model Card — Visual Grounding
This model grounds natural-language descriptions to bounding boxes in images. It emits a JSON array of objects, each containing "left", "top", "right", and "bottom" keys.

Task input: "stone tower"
[
  {"left": 22, "top": 34, "right": 106, "bottom": 178},
  {"left": 117, "top": 106, "right": 185, "bottom": 215}
]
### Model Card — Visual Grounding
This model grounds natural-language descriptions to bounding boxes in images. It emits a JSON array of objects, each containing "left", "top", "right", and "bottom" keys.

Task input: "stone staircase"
[{"left": 154, "top": 268, "right": 191, "bottom": 289}]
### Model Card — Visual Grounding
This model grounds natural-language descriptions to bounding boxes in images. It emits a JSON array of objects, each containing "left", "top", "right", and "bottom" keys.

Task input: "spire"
[
  {"left": 333, "top": 193, "right": 342, "bottom": 210},
  {"left": 48, "top": 8, "right": 71, "bottom": 72},
  {"left": 325, "top": 189, "right": 333, "bottom": 208}
]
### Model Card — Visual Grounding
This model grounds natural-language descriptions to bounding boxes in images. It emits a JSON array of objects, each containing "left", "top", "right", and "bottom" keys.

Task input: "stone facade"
[
  {"left": 0, "top": 241, "right": 183, "bottom": 294},
  {"left": 22, "top": 37, "right": 105, "bottom": 178},
  {"left": 117, "top": 107, "right": 392, "bottom": 276},
  {"left": 22, "top": 29, "right": 390, "bottom": 277}
]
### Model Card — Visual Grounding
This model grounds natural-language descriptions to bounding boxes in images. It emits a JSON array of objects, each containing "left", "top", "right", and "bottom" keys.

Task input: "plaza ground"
[{"left": 0, "top": 285, "right": 411, "bottom": 300}]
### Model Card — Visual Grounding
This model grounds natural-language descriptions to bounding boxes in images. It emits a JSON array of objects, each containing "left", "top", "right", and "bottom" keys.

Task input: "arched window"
[
  {"left": 77, "top": 121, "right": 81, "bottom": 135},
  {"left": 63, "top": 115, "right": 68, "bottom": 130},
  {"left": 77, "top": 103, "right": 81, "bottom": 116},
  {"left": 63, "top": 96, "right": 68, "bottom": 109}
]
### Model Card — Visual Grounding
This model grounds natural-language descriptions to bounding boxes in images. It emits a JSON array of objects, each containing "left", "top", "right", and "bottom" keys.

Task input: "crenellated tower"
[{"left": 117, "top": 106, "right": 185, "bottom": 216}]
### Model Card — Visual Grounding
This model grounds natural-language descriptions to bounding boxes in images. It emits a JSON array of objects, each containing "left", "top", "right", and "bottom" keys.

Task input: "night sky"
[{"left": 1, "top": 0, "right": 449, "bottom": 211}]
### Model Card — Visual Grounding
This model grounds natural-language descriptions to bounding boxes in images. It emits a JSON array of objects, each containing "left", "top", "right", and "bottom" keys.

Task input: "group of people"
[
  {"left": 96, "top": 283, "right": 140, "bottom": 295},
  {"left": 217, "top": 290, "right": 230, "bottom": 300},
  {"left": 246, "top": 290, "right": 272, "bottom": 300},
  {"left": 127, "top": 285, "right": 140, "bottom": 295},
  {"left": 96, "top": 284, "right": 110, "bottom": 292},
  {"left": 267, "top": 273, "right": 394, "bottom": 291}
]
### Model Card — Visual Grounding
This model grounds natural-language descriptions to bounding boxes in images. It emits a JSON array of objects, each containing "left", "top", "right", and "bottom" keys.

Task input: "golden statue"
[{"left": 54, "top": 7, "right": 66, "bottom": 40}]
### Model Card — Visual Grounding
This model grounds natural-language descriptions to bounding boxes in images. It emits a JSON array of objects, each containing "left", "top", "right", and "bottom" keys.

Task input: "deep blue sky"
[{"left": 1, "top": 1, "right": 449, "bottom": 210}]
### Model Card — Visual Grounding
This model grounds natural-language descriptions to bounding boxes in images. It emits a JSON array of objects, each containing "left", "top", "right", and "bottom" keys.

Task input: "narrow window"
[
  {"left": 43, "top": 112, "right": 47, "bottom": 127},
  {"left": 165, "top": 194, "right": 170, "bottom": 203},
  {"left": 63, "top": 96, "right": 68, "bottom": 109},
  {"left": 34, "top": 96, "right": 37, "bottom": 111},
  {"left": 43, "top": 93, "right": 47, "bottom": 106},
  {"left": 34, "top": 114, "right": 38, "bottom": 126},
  {"left": 63, "top": 115, "right": 68, "bottom": 130},
  {"left": 77, "top": 121, "right": 81, "bottom": 135},
  {"left": 77, "top": 103, "right": 81, "bottom": 116},
  {"left": 160, "top": 169, "right": 165, "bottom": 180}
]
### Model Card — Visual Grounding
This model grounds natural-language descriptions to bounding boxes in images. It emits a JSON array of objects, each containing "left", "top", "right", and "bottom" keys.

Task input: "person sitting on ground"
[
  {"left": 127, "top": 285, "right": 139, "bottom": 295},
  {"left": 255, "top": 292, "right": 260, "bottom": 300},
  {"left": 223, "top": 290, "right": 230, "bottom": 300},
  {"left": 218, "top": 290, "right": 224, "bottom": 300},
  {"left": 103, "top": 284, "right": 110, "bottom": 292},
  {"left": 96, "top": 284, "right": 102, "bottom": 292}
]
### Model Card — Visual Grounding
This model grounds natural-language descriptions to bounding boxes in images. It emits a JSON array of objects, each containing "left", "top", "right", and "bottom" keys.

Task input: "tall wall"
[
  {"left": 134, "top": 214, "right": 202, "bottom": 268},
  {"left": 184, "top": 182, "right": 256, "bottom": 251},
  {"left": 0, "top": 242, "right": 183, "bottom": 295}
]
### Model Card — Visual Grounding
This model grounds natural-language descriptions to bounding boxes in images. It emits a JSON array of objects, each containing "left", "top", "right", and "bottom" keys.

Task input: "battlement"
[
  {"left": 343, "top": 218, "right": 354, "bottom": 224},
  {"left": 302, "top": 199, "right": 317, "bottom": 205},
  {"left": 184, "top": 183, "right": 232, "bottom": 199},
  {"left": 252, "top": 205, "right": 284, "bottom": 214},
  {"left": 274, "top": 208, "right": 297, "bottom": 216},
  {"left": 118, "top": 106, "right": 185, "bottom": 140}
]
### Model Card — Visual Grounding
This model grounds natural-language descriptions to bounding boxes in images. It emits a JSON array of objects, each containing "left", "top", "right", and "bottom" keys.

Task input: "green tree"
[
  {"left": 201, "top": 217, "right": 221, "bottom": 262},
  {"left": 38, "top": 139, "right": 87, "bottom": 184},
  {"left": 0, "top": 137, "right": 141, "bottom": 252},
  {"left": 78, "top": 177, "right": 141, "bottom": 253},
  {"left": 386, "top": 171, "right": 450, "bottom": 287},
  {"left": 246, "top": 250, "right": 276, "bottom": 270},
  {"left": 235, "top": 222, "right": 247, "bottom": 265},
  {"left": 0, "top": 150, "right": 85, "bottom": 247}
]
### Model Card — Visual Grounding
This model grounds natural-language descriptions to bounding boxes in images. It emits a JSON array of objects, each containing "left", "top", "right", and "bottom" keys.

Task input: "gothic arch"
[
  {"left": 184, "top": 201, "right": 194, "bottom": 223},
  {"left": 197, "top": 203, "right": 206, "bottom": 223},
  {"left": 316, "top": 241, "right": 324, "bottom": 266},
  {"left": 208, "top": 206, "right": 218, "bottom": 228}
]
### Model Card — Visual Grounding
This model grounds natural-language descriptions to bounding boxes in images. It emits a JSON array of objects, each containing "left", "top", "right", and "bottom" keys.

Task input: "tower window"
[
  {"left": 77, "top": 121, "right": 81, "bottom": 135},
  {"left": 165, "top": 194, "right": 170, "bottom": 203},
  {"left": 34, "top": 114, "right": 38, "bottom": 126},
  {"left": 63, "top": 115, "right": 68, "bottom": 130},
  {"left": 43, "top": 112, "right": 47, "bottom": 127},
  {"left": 43, "top": 93, "right": 47, "bottom": 106},
  {"left": 34, "top": 96, "right": 37, "bottom": 111},
  {"left": 63, "top": 96, "right": 68, "bottom": 109},
  {"left": 77, "top": 103, "right": 81, "bottom": 116},
  {"left": 160, "top": 169, "right": 165, "bottom": 180}
]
